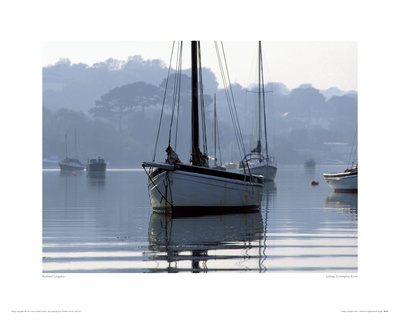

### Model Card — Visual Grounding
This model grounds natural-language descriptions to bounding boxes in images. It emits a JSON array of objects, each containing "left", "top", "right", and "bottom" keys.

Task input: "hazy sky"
[{"left": 43, "top": 41, "right": 357, "bottom": 92}]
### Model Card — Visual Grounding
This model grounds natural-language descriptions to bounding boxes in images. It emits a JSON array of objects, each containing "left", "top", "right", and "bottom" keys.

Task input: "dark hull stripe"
[
  {"left": 152, "top": 205, "right": 261, "bottom": 217},
  {"left": 87, "top": 163, "right": 107, "bottom": 172},
  {"left": 148, "top": 163, "right": 263, "bottom": 185},
  {"left": 59, "top": 164, "right": 85, "bottom": 171},
  {"left": 332, "top": 189, "right": 357, "bottom": 193}
]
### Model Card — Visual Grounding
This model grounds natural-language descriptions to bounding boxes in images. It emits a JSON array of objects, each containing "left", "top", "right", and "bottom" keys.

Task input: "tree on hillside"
[
  {"left": 89, "top": 82, "right": 163, "bottom": 134},
  {"left": 288, "top": 84, "right": 326, "bottom": 115},
  {"left": 326, "top": 94, "right": 357, "bottom": 119},
  {"left": 43, "top": 107, "right": 91, "bottom": 159},
  {"left": 159, "top": 73, "right": 213, "bottom": 114}
]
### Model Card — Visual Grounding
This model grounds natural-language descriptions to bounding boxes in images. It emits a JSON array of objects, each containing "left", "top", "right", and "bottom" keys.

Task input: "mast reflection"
[{"left": 148, "top": 210, "right": 265, "bottom": 273}]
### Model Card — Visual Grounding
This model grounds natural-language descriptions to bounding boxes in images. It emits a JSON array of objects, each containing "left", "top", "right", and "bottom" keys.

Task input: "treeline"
[{"left": 43, "top": 57, "right": 357, "bottom": 167}]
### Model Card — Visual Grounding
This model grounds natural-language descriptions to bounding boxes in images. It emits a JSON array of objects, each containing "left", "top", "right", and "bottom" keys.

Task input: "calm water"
[{"left": 42, "top": 165, "right": 357, "bottom": 273}]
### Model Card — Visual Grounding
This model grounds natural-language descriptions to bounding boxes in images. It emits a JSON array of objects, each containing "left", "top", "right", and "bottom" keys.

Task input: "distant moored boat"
[
  {"left": 304, "top": 159, "right": 316, "bottom": 168},
  {"left": 86, "top": 156, "right": 107, "bottom": 174},
  {"left": 59, "top": 133, "right": 85, "bottom": 172},
  {"left": 59, "top": 157, "right": 85, "bottom": 172}
]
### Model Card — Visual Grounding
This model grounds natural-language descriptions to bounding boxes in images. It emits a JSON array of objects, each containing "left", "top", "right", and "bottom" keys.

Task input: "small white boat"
[{"left": 323, "top": 166, "right": 358, "bottom": 192}]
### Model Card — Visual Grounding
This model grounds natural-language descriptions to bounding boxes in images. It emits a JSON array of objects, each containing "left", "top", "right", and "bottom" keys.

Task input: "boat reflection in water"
[
  {"left": 148, "top": 209, "right": 266, "bottom": 273},
  {"left": 325, "top": 192, "right": 357, "bottom": 215},
  {"left": 86, "top": 173, "right": 106, "bottom": 188}
]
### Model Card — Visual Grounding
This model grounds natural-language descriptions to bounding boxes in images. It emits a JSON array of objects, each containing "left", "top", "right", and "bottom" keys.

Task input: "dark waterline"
[{"left": 42, "top": 165, "right": 357, "bottom": 273}]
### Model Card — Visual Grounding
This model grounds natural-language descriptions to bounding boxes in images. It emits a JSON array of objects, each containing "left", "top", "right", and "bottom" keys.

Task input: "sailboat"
[
  {"left": 142, "top": 41, "right": 264, "bottom": 213},
  {"left": 323, "top": 166, "right": 358, "bottom": 192},
  {"left": 58, "top": 132, "right": 85, "bottom": 172},
  {"left": 236, "top": 41, "right": 277, "bottom": 181}
]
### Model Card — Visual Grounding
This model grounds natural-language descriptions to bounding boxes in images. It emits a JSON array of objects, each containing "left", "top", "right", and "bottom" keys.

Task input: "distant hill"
[
  {"left": 43, "top": 56, "right": 169, "bottom": 112},
  {"left": 43, "top": 56, "right": 218, "bottom": 113},
  {"left": 319, "top": 87, "right": 358, "bottom": 100},
  {"left": 43, "top": 57, "right": 356, "bottom": 114}
]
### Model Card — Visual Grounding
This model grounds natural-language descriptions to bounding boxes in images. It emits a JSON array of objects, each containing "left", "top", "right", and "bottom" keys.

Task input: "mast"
[
  {"left": 259, "top": 41, "right": 269, "bottom": 159},
  {"left": 65, "top": 134, "right": 68, "bottom": 158},
  {"left": 74, "top": 128, "right": 77, "bottom": 158},
  {"left": 214, "top": 93, "right": 217, "bottom": 167},
  {"left": 258, "top": 41, "right": 262, "bottom": 150},
  {"left": 191, "top": 41, "right": 201, "bottom": 166}
]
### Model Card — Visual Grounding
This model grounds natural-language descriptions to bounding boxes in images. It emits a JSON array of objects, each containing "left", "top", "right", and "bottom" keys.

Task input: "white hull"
[
  {"left": 145, "top": 163, "right": 264, "bottom": 211},
  {"left": 323, "top": 170, "right": 358, "bottom": 192},
  {"left": 245, "top": 162, "right": 277, "bottom": 181},
  {"left": 237, "top": 160, "right": 277, "bottom": 181}
]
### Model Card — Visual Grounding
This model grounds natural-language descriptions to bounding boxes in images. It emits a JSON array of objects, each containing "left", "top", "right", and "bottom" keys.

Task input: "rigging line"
[
  {"left": 214, "top": 43, "right": 238, "bottom": 152},
  {"left": 220, "top": 42, "right": 247, "bottom": 156},
  {"left": 348, "top": 127, "right": 358, "bottom": 168},
  {"left": 212, "top": 93, "right": 223, "bottom": 166},
  {"left": 260, "top": 43, "right": 269, "bottom": 158},
  {"left": 215, "top": 41, "right": 247, "bottom": 161},
  {"left": 217, "top": 124, "right": 223, "bottom": 165},
  {"left": 153, "top": 41, "right": 176, "bottom": 161},
  {"left": 216, "top": 107, "right": 223, "bottom": 165},
  {"left": 260, "top": 43, "right": 276, "bottom": 158},
  {"left": 170, "top": 45, "right": 181, "bottom": 143},
  {"left": 269, "top": 83, "right": 276, "bottom": 155},
  {"left": 216, "top": 47, "right": 244, "bottom": 165},
  {"left": 142, "top": 165, "right": 173, "bottom": 207},
  {"left": 169, "top": 41, "right": 183, "bottom": 147},
  {"left": 174, "top": 42, "right": 183, "bottom": 150},
  {"left": 197, "top": 42, "right": 208, "bottom": 155}
]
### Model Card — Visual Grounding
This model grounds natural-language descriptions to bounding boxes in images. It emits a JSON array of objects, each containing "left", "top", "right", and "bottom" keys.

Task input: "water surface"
[{"left": 42, "top": 165, "right": 357, "bottom": 273}]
